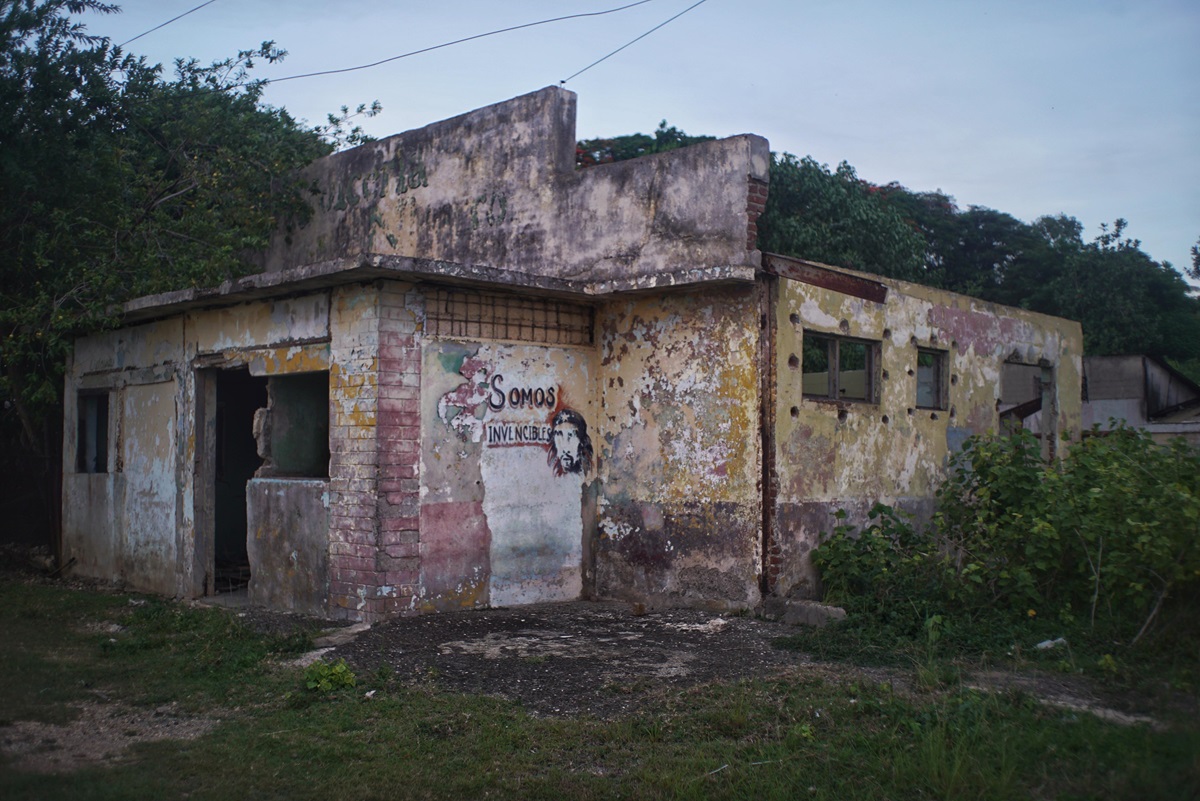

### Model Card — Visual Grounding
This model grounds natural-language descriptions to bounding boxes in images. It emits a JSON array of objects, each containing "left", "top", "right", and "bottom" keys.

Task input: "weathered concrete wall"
[
  {"left": 62, "top": 318, "right": 186, "bottom": 594},
  {"left": 593, "top": 287, "right": 763, "bottom": 610},
  {"left": 191, "top": 295, "right": 329, "bottom": 354},
  {"left": 771, "top": 262, "right": 1084, "bottom": 598},
  {"left": 264, "top": 87, "right": 768, "bottom": 289},
  {"left": 420, "top": 338, "right": 595, "bottom": 611},
  {"left": 246, "top": 478, "right": 330, "bottom": 616},
  {"left": 62, "top": 295, "right": 335, "bottom": 601},
  {"left": 119, "top": 380, "right": 179, "bottom": 593}
]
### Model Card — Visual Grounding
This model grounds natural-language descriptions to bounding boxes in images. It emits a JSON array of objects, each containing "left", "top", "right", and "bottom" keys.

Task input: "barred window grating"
[{"left": 426, "top": 289, "right": 593, "bottom": 346}]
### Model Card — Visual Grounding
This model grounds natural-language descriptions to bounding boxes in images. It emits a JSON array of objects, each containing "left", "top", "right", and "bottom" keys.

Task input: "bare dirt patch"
[
  {"left": 0, "top": 702, "right": 217, "bottom": 774},
  {"left": 332, "top": 601, "right": 835, "bottom": 717},
  {"left": 328, "top": 601, "right": 1182, "bottom": 728}
]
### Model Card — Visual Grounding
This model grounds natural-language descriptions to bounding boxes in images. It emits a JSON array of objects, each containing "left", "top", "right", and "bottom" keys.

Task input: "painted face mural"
[{"left": 548, "top": 408, "right": 592, "bottom": 476}]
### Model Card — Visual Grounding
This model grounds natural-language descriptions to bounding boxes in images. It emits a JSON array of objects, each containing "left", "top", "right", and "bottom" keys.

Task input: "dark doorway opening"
[{"left": 214, "top": 369, "right": 267, "bottom": 594}]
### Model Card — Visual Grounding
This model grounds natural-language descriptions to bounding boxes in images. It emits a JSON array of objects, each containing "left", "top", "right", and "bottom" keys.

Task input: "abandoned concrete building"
[
  {"left": 61, "top": 87, "right": 1083, "bottom": 621},
  {"left": 1080, "top": 356, "right": 1200, "bottom": 445}
]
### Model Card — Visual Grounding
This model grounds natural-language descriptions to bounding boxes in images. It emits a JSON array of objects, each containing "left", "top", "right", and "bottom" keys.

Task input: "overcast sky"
[{"left": 87, "top": 0, "right": 1200, "bottom": 280}]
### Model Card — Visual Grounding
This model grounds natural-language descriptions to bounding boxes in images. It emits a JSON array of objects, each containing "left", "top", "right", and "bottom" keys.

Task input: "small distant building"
[
  {"left": 1081, "top": 355, "right": 1200, "bottom": 445},
  {"left": 61, "top": 88, "right": 1083, "bottom": 620}
]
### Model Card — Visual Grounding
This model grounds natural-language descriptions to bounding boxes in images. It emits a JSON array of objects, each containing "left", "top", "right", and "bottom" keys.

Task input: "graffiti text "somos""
[{"left": 488, "top": 374, "right": 556, "bottom": 412}]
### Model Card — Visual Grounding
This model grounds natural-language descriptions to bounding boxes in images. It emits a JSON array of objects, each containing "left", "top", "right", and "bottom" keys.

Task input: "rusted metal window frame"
[
  {"left": 801, "top": 332, "right": 881, "bottom": 404},
  {"left": 915, "top": 347, "right": 949, "bottom": 410}
]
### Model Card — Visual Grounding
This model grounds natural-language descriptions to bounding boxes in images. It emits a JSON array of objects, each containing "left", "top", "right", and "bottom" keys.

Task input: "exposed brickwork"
[
  {"left": 326, "top": 284, "right": 382, "bottom": 619},
  {"left": 764, "top": 541, "right": 783, "bottom": 593},
  {"left": 747, "top": 177, "right": 769, "bottom": 251},
  {"left": 371, "top": 282, "right": 424, "bottom": 619},
  {"left": 324, "top": 281, "right": 425, "bottom": 621}
]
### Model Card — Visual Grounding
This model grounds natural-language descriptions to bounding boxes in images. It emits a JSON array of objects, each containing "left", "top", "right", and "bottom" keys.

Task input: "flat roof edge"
[{"left": 118, "top": 257, "right": 761, "bottom": 324}]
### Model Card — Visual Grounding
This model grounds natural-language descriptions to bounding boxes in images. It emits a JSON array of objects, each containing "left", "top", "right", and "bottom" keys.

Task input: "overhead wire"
[
  {"left": 107, "top": 0, "right": 709, "bottom": 111},
  {"left": 118, "top": 0, "right": 220, "bottom": 48},
  {"left": 561, "top": 0, "right": 711, "bottom": 85},
  {"left": 263, "top": 0, "right": 657, "bottom": 86}
]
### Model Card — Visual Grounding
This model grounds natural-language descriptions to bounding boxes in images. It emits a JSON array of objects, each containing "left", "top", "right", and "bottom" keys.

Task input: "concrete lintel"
[
  {"left": 77, "top": 364, "right": 176, "bottom": 389},
  {"left": 583, "top": 263, "right": 759, "bottom": 296}
]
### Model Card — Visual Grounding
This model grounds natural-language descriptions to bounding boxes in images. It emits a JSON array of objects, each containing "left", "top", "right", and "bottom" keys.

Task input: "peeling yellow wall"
[
  {"left": 772, "top": 268, "right": 1083, "bottom": 598},
  {"left": 594, "top": 286, "right": 763, "bottom": 609},
  {"left": 191, "top": 295, "right": 329, "bottom": 354}
]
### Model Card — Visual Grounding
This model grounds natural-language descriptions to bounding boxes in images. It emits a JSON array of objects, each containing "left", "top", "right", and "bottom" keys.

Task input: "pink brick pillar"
[
  {"left": 325, "top": 282, "right": 424, "bottom": 621},
  {"left": 372, "top": 283, "right": 423, "bottom": 618}
]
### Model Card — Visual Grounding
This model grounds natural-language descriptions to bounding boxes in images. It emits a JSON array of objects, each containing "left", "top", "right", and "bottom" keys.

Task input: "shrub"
[
  {"left": 814, "top": 425, "right": 1200, "bottom": 647},
  {"left": 304, "top": 658, "right": 357, "bottom": 692},
  {"left": 813, "top": 504, "right": 949, "bottom": 631}
]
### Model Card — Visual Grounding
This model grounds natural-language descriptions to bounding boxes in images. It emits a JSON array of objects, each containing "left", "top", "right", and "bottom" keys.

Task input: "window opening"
[
  {"left": 916, "top": 349, "right": 948, "bottom": 409},
  {"left": 260, "top": 372, "right": 330, "bottom": 478},
  {"left": 76, "top": 391, "right": 109, "bottom": 473},
  {"left": 801, "top": 335, "right": 831, "bottom": 396},
  {"left": 802, "top": 333, "right": 878, "bottom": 402},
  {"left": 838, "top": 341, "right": 870, "bottom": 401}
]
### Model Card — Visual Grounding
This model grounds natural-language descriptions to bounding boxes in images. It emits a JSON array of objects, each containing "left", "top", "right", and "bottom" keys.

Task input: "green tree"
[
  {"left": 1018, "top": 218, "right": 1200, "bottom": 358},
  {"left": 0, "top": 0, "right": 373, "bottom": 542},
  {"left": 1189, "top": 235, "right": 1200, "bottom": 282},
  {"left": 880, "top": 186, "right": 1048, "bottom": 299},
  {"left": 757, "top": 154, "right": 926, "bottom": 281},
  {"left": 576, "top": 119, "right": 714, "bottom": 166},
  {"left": 0, "top": 0, "right": 374, "bottom": 443}
]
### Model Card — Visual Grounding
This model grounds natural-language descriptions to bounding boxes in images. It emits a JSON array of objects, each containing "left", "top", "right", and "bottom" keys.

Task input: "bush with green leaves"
[
  {"left": 815, "top": 425, "right": 1200, "bottom": 647},
  {"left": 304, "top": 658, "right": 357, "bottom": 693},
  {"left": 813, "top": 504, "right": 949, "bottom": 632}
]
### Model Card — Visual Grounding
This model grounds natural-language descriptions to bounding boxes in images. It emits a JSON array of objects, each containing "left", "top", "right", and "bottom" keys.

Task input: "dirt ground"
[
  {"left": 328, "top": 602, "right": 802, "bottom": 718},
  {"left": 316, "top": 600, "right": 1168, "bottom": 725}
]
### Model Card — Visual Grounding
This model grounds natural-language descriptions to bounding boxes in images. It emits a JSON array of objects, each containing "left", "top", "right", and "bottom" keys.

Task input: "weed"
[
  {"left": 372, "top": 664, "right": 395, "bottom": 686},
  {"left": 303, "top": 658, "right": 356, "bottom": 693}
]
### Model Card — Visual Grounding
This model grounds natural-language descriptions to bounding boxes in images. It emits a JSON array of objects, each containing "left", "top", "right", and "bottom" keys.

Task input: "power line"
[
  {"left": 118, "top": 0, "right": 220, "bottom": 48},
  {"left": 265, "top": 0, "right": 657, "bottom": 86},
  {"left": 561, "top": 0, "right": 711, "bottom": 85}
]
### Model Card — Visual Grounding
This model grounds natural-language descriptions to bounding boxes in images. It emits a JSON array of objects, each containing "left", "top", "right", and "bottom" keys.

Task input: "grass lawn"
[{"left": 1, "top": 576, "right": 1196, "bottom": 800}]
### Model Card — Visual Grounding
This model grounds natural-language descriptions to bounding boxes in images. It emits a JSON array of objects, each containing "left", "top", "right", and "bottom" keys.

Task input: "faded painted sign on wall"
[{"left": 421, "top": 341, "right": 593, "bottom": 610}]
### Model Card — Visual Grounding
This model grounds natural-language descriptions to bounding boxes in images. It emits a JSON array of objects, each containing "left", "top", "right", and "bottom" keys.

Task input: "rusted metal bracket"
[{"left": 761, "top": 253, "right": 887, "bottom": 304}]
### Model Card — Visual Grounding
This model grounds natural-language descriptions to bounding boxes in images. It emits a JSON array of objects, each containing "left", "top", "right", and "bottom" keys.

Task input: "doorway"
[{"left": 212, "top": 369, "right": 267, "bottom": 594}]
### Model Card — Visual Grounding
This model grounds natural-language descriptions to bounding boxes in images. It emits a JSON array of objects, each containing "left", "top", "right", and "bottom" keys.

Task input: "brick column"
[
  {"left": 747, "top": 176, "right": 768, "bottom": 251},
  {"left": 373, "top": 282, "right": 423, "bottom": 617},
  {"left": 327, "top": 284, "right": 383, "bottom": 619},
  {"left": 326, "top": 282, "right": 424, "bottom": 621}
]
